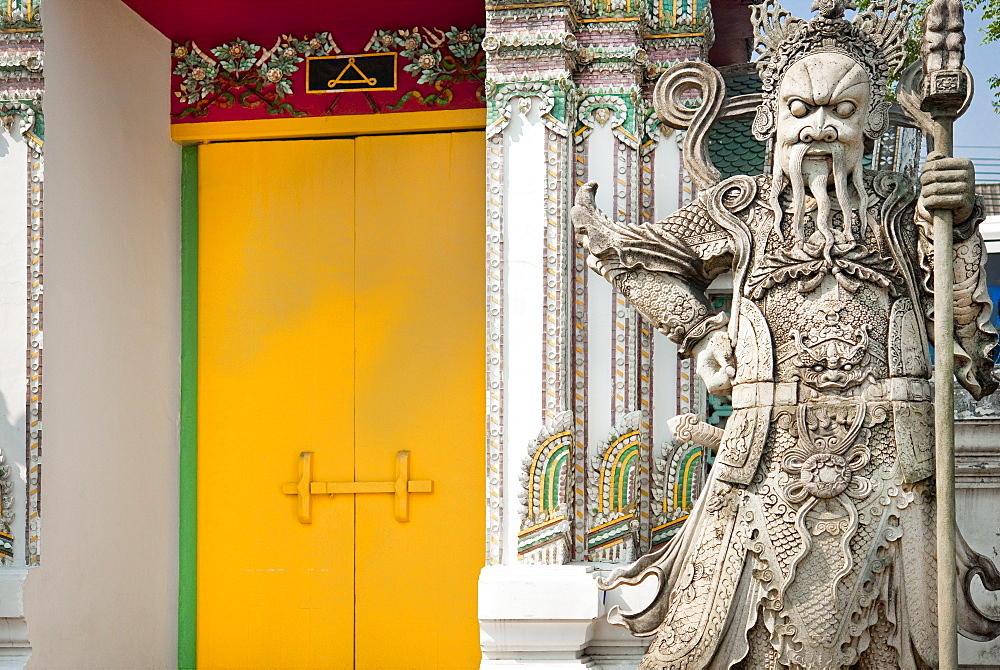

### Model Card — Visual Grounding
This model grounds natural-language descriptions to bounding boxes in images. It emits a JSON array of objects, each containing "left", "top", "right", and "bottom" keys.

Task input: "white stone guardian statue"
[{"left": 571, "top": 0, "right": 1000, "bottom": 666}]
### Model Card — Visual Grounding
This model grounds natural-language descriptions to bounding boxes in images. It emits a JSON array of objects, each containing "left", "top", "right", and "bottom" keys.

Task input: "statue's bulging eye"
[
  {"left": 835, "top": 101, "right": 856, "bottom": 118},
  {"left": 790, "top": 99, "right": 809, "bottom": 118}
]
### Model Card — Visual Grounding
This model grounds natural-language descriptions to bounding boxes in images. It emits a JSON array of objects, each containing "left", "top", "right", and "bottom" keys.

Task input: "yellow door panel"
[
  {"left": 354, "top": 131, "right": 485, "bottom": 669},
  {"left": 198, "top": 131, "right": 484, "bottom": 669},
  {"left": 198, "top": 139, "right": 357, "bottom": 669}
]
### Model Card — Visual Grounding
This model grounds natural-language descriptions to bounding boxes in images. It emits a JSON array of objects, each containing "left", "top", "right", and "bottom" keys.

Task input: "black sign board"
[{"left": 306, "top": 53, "right": 398, "bottom": 93}]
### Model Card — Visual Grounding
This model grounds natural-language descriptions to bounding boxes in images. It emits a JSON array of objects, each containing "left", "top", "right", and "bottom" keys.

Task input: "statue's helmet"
[{"left": 751, "top": 0, "right": 913, "bottom": 142}]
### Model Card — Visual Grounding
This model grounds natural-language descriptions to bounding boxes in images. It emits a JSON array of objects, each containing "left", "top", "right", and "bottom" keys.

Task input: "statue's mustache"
[
  {"left": 787, "top": 142, "right": 812, "bottom": 241},
  {"left": 769, "top": 139, "right": 867, "bottom": 248},
  {"left": 783, "top": 138, "right": 842, "bottom": 150}
]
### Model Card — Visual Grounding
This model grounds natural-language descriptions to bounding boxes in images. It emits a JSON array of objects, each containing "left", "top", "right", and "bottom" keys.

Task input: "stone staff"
[{"left": 920, "top": 0, "right": 971, "bottom": 664}]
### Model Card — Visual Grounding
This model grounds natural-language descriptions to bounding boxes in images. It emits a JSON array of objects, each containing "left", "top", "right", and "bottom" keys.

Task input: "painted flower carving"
[
  {"left": 400, "top": 34, "right": 441, "bottom": 85},
  {"left": 172, "top": 26, "right": 485, "bottom": 117},
  {"left": 369, "top": 29, "right": 400, "bottom": 53},
  {"left": 285, "top": 32, "right": 339, "bottom": 58},
  {"left": 172, "top": 32, "right": 340, "bottom": 117},
  {"left": 174, "top": 46, "right": 218, "bottom": 99},
  {"left": 211, "top": 39, "right": 258, "bottom": 73},
  {"left": 255, "top": 43, "right": 304, "bottom": 97},
  {"left": 390, "top": 25, "right": 486, "bottom": 108},
  {"left": 446, "top": 26, "right": 482, "bottom": 60}
]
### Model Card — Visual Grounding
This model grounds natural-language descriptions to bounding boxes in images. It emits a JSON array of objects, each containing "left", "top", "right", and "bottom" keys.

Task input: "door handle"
[{"left": 281, "top": 450, "right": 433, "bottom": 523}]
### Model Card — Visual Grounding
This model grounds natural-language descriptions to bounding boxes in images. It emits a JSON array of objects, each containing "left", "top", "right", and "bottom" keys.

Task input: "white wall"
[
  {"left": 22, "top": 0, "right": 180, "bottom": 667},
  {"left": 650, "top": 131, "right": 681, "bottom": 450},
  {"left": 502, "top": 98, "right": 546, "bottom": 563},
  {"left": 584, "top": 123, "right": 615, "bottom": 448},
  {"left": 0, "top": 123, "right": 31, "bottom": 571}
]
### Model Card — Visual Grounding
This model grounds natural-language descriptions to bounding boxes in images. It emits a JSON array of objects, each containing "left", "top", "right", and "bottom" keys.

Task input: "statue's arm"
[
  {"left": 915, "top": 156, "right": 999, "bottom": 399},
  {"left": 570, "top": 182, "right": 732, "bottom": 358}
]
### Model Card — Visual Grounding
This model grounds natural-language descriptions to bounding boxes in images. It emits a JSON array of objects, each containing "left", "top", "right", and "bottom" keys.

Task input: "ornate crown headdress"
[{"left": 751, "top": 0, "right": 913, "bottom": 141}]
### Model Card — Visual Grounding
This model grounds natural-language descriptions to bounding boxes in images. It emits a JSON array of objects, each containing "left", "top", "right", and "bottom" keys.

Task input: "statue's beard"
[{"left": 769, "top": 142, "right": 868, "bottom": 262}]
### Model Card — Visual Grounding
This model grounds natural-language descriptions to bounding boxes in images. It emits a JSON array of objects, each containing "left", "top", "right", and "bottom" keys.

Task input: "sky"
[{"left": 777, "top": 0, "right": 1000, "bottom": 182}]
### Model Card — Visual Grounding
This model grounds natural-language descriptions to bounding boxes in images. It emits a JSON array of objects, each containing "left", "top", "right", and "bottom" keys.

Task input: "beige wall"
[{"left": 23, "top": 0, "right": 180, "bottom": 667}]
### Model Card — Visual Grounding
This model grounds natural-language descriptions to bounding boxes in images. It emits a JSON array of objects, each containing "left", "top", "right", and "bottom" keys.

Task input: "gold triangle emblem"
[{"left": 327, "top": 57, "right": 378, "bottom": 88}]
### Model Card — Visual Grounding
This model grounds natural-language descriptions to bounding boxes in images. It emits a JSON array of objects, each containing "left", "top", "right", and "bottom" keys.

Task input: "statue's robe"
[{"left": 574, "top": 171, "right": 1000, "bottom": 669}]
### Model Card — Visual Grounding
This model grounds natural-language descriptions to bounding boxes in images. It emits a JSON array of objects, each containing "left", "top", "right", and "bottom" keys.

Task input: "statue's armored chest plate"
[
  {"left": 742, "top": 197, "right": 910, "bottom": 391},
  {"left": 764, "top": 281, "right": 891, "bottom": 389}
]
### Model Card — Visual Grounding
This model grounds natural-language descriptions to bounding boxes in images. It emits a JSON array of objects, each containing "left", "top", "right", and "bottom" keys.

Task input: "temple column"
[{"left": 479, "top": 0, "right": 711, "bottom": 664}]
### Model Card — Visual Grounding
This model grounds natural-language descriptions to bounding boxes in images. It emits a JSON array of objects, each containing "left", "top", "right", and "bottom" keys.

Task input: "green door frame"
[{"left": 179, "top": 143, "right": 199, "bottom": 670}]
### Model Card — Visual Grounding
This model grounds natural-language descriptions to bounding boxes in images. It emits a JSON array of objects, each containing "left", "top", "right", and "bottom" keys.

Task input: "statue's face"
[{"left": 774, "top": 53, "right": 871, "bottom": 179}]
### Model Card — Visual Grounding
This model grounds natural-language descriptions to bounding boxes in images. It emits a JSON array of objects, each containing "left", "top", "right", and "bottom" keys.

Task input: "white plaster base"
[
  {"left": 0, "top": 569, "right": 29, "bottom": 668},
  {"left": 478, "top": 565, "right": 653, "bottom": 669},
  {"left": 480, "top": 565, "right": 600, "bottom": 667}
]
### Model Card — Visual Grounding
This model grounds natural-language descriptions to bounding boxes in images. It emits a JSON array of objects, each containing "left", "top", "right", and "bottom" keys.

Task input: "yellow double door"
[{"left": 197, "top": 131, "right": 485, "bottom": 668}]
